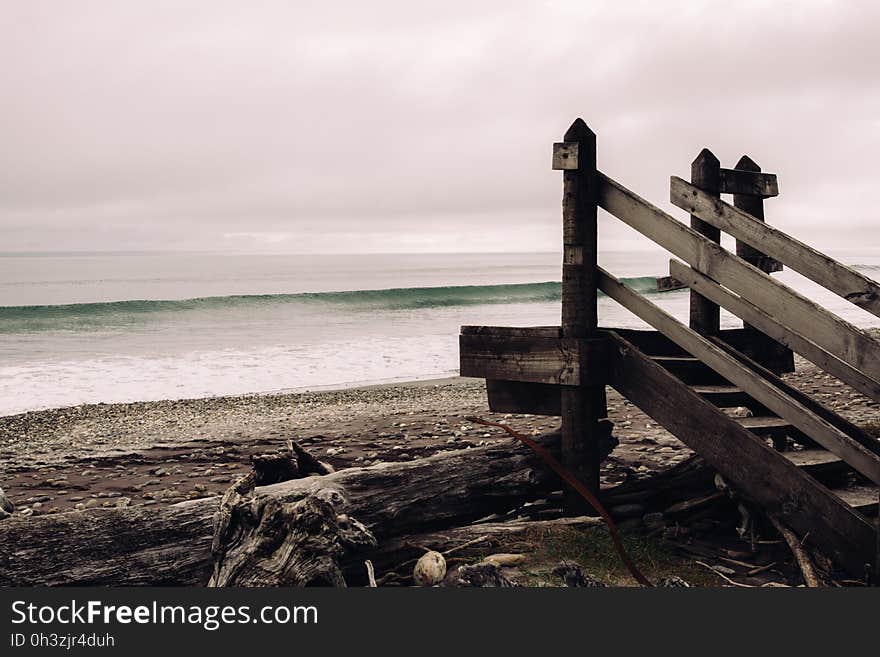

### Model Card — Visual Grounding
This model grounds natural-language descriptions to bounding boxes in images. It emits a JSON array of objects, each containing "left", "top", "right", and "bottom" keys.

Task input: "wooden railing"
[
  {"left": 596, "top": 171, "right": 880, "bottom": 395},
  {"left": 460, "top": 117, "right": 880, "bottom": 575}
]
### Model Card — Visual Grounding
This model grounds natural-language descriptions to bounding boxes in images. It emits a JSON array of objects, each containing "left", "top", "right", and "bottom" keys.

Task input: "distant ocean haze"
[{"left": 1, "top": 250, "right": 878, "bottom": 416}]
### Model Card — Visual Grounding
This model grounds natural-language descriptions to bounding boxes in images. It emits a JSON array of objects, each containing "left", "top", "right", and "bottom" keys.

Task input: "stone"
[
  {"left": 552, "top": 560, "right": 606, "bottom": 587},
  {"left": 0, "top": 487, "right": 15, "bottom": 513},
  {"left": 643, "top": 512, "right": 666, "bottom": 529},
  {"left": 453, "top": 562, "right": 516, "bottom": 588},
  {"left": 659, "top": 576, "right": 691, "bottom": 587},
  {"left": 413, "top": 551, "right": 447, "bottom": 586}
]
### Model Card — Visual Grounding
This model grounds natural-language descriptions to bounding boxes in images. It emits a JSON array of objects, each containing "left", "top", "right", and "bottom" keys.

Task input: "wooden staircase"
[
  {"left": 459, "top": 118, "right": 880, "bottom": 579},
  {"left": 648, "top": 345, "right": 879, "bottom": 519}
]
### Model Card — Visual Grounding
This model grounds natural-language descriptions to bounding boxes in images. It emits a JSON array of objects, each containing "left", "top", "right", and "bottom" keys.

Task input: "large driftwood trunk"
[
  {"left": 0, "top": 433, "right": 564, "bottom": 586},
  {"left": 209, "top": 474, "right": 376, "bottom": 587}
]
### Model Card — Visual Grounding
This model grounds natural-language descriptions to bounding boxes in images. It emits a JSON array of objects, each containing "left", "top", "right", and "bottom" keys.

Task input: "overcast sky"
[{"left": 2, "top": 1, "right": 878, "bottom": 254}]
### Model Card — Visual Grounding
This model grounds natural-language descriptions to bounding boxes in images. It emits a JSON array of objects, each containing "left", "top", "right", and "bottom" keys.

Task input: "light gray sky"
[{"left": 2, "top": 1, "right": 878, "bottom": 253}]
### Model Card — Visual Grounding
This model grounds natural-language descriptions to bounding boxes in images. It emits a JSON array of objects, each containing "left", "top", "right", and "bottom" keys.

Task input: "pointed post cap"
[
  {"left": 564, "top": 118, "right": 595, "bottom": 142},
  {"left": 692, "top": 148, "right": 720, "bottom": 168},
  {"left": 735, "top": 155, "right": 761, "bottom": 172}
]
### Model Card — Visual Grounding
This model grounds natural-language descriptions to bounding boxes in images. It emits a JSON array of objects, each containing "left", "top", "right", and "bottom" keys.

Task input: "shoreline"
[{"left": 1, "top": 353, "right": 877, "bottom": 514}]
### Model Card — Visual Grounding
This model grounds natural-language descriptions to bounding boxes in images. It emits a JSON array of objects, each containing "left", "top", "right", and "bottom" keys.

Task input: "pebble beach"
[{"left": 2, "top": 349, "right": 878, "bottom": 519}]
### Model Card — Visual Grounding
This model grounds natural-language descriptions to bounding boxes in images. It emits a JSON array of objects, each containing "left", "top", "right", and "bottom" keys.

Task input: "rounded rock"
[{"left": 413, "top": 551, "right": 447, "bottom": 586}]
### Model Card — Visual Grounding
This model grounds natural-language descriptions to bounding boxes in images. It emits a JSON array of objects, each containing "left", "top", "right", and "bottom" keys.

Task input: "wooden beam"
[
  {"left": 458, "top": 333, "right": 609, "bottom": 386},
  {"left": 669, "top": 260, "right": 880, "bottom": 403},
  {"left": 597, "top": 267, "right": 880, "bottom": 485},
  {"left": 671, "top": 175, "right": 880, "bottom": 318},
  {"left": 598, "top": 172, "right": 880, "bottom": 382},
  {"left": 559, "top": 117, "right": 602, "bottom": 508},
  {"left": 605, "top": 330, "right": 875, "bottom": 578},
  {"left": 719, "top": 166, "right": 779, "bottom": 197},
  {"left": 485, "top": 380, "right": 561, "bottom": 416},
  {"left": 689, "top": 149, "right": 722, "bottom": 335}
]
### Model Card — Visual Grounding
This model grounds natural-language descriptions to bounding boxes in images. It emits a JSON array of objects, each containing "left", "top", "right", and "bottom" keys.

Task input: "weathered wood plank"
[
  {"left": 669, "top": 260, "right": 880, "bottom": 403},
  {"left": 458, "top": 334, "right": 610, "bottom": 386},
  {"left": 597, "top": 268, "right": 880, "bottom": 484},
  {"left": 460, "top": 325, "right": 561, "bottom": 338},
  {"left": 671, "top": 176, "right": 880, "bottom": 318},
  {"left": 605, "top": 331, "right": 876, "bottom": 577},
  {"left": 485, "top": 379, "right": 561, "bottom": 416},
  {"left": 656, "top": 275, "right": 686, "bottom": 292},
  {"left": 719, "top": 166, "right": 779, "bottom": 197},
  {"left": 598, "top": 171, "right": 880, "bottom": 381}
]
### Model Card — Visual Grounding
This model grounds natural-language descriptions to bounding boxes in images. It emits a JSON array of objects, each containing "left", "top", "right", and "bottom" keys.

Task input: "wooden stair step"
[
  {"left": 782, "top": 449, "right": 841, "bottom": 468},
  {"left": 780, "top": 449, "right": 853, "bottom": 481},
  {"left": 650, "top": 355, "right": 729, "bottom": 385},
  {"left": 690, "top": 384, "right": 751, "bottom": 407},
  {"left": 735, "top": 416, "right": 792, "bottom": 436},
  {"left": 833, "top": 485, "right": 879, "bottom": 517}
]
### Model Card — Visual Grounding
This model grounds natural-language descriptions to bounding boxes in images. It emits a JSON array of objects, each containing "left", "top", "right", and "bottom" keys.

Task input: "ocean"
[{"left": 2, "top": 249, "right": 879, "bottom": 416}]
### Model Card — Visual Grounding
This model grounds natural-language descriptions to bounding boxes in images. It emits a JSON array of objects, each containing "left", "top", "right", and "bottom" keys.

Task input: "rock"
[
  {"left": 18, "top": 508, "right": 34, "bottom": 518},
  {"left": 552, "top": 560, "right": 606, "bottom": 587},
  {"left": 0, "top": 507, "right": 10, "bottom": 521},
  {"left": 659, "top": 576, "right": 691, "bottom": 587},
  {"left": 83, "top": 499, "right": 101, "bottom": 509},
  {"left": 453, "top": 562, "right": 516, "bottom": 588},
  {"left": 643, "top": 512, "right": 665, "bottom": 529},
  {"left": 115, "top": 497, "right": 132, "bottom": 508},
  {"left": 0, "top": 487, "right": 15, "bottom": 513},
  {"left": 413, "top": 551, "right": 447, "bottom": 586}
]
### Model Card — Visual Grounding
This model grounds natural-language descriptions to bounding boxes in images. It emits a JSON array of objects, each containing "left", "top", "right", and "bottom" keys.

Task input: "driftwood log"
[
  {"left": 0, "top": 432, "right": 567, "bottom": 586},
  {"left": 209, "top": 473, "right": 375, "bottom": 587}
]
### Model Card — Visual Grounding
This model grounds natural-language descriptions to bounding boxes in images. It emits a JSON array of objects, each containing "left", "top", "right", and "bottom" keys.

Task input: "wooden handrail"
[
  {"left": 597, "top": 266, "right": 880, "bottom": 485},
  {"left": 668, "top": 259, "right": 880, "bottom": 403},
  {"left": 671, "top": 176, "right": 880, "bottom": 318},
  {"left": 597, "top": 171, "right": 880, "bottom": 382}
]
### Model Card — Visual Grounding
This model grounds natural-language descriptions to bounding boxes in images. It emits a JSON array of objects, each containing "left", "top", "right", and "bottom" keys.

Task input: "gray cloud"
[{"left": 2, "top": 1, "right": 878, "bottom": 253}]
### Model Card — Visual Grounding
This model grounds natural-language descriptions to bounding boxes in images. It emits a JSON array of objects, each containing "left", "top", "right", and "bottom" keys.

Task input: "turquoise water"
[{"left": 1, "top": 250, "right": 877, "bottom": 415}]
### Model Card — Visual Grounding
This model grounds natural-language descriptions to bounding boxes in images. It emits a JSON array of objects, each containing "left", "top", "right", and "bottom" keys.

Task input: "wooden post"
[
  {"left": 554, "top": 118, "right": 604, "bottom": 513},
  {"left": 689, "top": 149, "right": 722, "bottom": 335},
  {"left": 732, "top": 156, "right": 781, "bottom": 274},
  {"left": 732, "top": 155, "right": 790, "bottom": 377}
]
